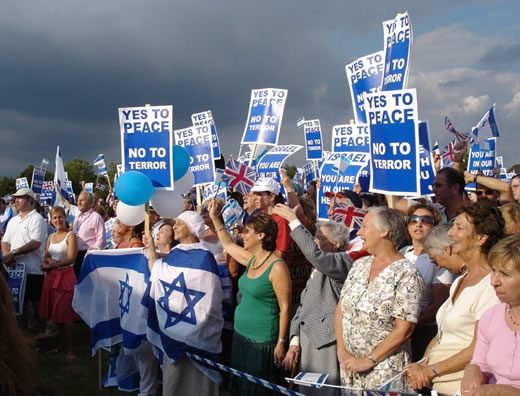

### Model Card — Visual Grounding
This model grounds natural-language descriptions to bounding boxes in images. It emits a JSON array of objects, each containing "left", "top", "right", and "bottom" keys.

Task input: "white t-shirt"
[
  {"left": 3, "top": 209, "right": 47, "bottom": 274},
  {"left": 403, "top": 247, "right": 454, "bottom": 308}
]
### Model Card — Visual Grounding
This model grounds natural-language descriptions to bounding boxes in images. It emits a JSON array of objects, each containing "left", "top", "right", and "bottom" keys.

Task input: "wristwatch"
[{"left": 431, "top": 365, "right": 439, "bottom": 378}]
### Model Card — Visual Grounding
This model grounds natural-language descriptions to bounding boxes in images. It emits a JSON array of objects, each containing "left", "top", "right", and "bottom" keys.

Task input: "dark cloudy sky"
[{"left": 1, "top": 0, "right": 519, "bottom": 176}]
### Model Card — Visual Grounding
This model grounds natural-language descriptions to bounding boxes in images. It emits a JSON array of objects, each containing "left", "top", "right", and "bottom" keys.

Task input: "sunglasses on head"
[
  {"left": 408, "top": 215, "right": 435, "bottom": 225},
  {"left": 475, "top": 189, "right": 495, "bottom": 196}
]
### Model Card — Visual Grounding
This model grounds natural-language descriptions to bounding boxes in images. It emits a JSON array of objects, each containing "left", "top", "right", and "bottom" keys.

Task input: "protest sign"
[
  {"left": 84, "top": 182, "right": 94, "bottom": 193},
  {"left": 302, "top": 119, "right": 323, "bottom": 160},
  {"left": 202, "top": 184, "right": 227, "bottom": 202},
  {"left": 256, "top": 145, "right": 303, "bottom": 182},
  {"left": 175, "top": 126, "right": 215, "bottom": 186},
  {"left": 417, "top": 121, "right": 436, "bottom": 197},
  {"left": 6, "top": 263, "right": 26, "bottom": 315},
  {"left": 40, "top": 158, "right": 50, "bottom": 173},
  {"left": 365, "top": 88, "right": 420, "bottom": 195},
  {"left": 346, "top": 51, "right": 384, "bottom": 123},
  {"left": 40, "top": 181, "right": 54, "bottom": 203},
  {"left": 381, "top": 11, "right": 412, "bottom": 91},
  {"left": 16, "top": 177, "right": 29, "bottom": 191},
  {"left": 241, "top": 88, "right": 288, "bottom": 146},
  {"left": 317, "top": 152, "right": 369, "bottom": 220},
  {"left": 466, "top": 138, "right": 497, "bottom": 191},
  {"left": 303, "top": 162, "right": 318, "bottom": 189},
  {"left": 31, "top": 166, "right": 45, "bottom": 194},
  {"left": 191, "top": 110, "right": 221, "bottom": 160},
  {"left": 118, "top": 105, "right": 174, "bottom": 189}
]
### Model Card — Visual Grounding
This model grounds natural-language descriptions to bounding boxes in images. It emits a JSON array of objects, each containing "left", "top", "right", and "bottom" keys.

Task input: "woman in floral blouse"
[{"left": 335, "top": 207, "right": 424, "bottom": 393}]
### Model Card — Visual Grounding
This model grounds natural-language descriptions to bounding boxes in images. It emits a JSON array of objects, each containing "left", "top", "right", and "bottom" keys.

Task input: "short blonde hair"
[{"left": 488, "top": 234, "right": 520, "bottom": 273}]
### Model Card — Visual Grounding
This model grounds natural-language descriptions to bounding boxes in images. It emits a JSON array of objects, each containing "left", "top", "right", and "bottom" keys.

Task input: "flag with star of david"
[
  {"left": 141, "top": 242, "right": 224, "bottom": 362},
  {"left": 72, "top": 248, "right": 150, "bottom": 355}
]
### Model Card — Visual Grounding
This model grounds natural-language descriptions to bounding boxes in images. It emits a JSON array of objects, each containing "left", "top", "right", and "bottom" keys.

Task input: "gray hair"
[
  {"left": 369, "top": 206, "right": 407, "bottom": 248},
  {"left": 316, "top": 221, "right": 350, "bottom": 251},
  {"left": 423, "top": 224, "right": 452, "bottom": 256},
  {"left": 80, "top": 191, "right": 94, "bottom": 203}
]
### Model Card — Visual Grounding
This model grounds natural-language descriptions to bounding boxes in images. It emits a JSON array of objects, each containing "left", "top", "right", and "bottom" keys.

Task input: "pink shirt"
[
  {"left": 72, "top": 208, "right": 106, "bottom": 251},
  {"left": 471, "top": 303, "right": 520, "bottom": 388}
]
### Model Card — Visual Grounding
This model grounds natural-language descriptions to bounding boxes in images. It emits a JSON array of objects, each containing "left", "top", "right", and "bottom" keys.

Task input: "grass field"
[{"left": 34, "top": 322, "right": 135, "bottom": 396}]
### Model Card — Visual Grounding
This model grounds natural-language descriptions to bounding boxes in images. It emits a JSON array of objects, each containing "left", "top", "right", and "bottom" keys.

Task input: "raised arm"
[
  {"left": 464, "top": 171, "right": 515, "bottom": 202},
  {"left": 207, "top": 200, "right": 253, "bottom": 265}
]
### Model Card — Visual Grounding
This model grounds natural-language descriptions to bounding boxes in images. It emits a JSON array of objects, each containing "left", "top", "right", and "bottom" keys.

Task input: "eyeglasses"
[
  {"left": 475, "top": 189, "right": 495, "bottom": 196},
  {"left": 408, "top": 215, "right": 435, "bottom": 225}
]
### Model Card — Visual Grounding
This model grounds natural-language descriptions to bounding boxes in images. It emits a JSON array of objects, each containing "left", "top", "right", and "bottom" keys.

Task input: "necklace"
[
  {"left": 250, "top": 251, "right": 273, "bottom": 270},
  {"left": 507, "top": 305, "right": 520, "bottom": 326}
]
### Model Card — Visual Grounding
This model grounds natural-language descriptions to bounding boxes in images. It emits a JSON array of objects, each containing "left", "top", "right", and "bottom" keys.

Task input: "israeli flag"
[
  {"left": 72, "top": 248, "right": 149, "bottom": 355},
  {"left": 94, "top": 154, "right": 105, "bottom": 167},
  {"left": 141, "top": 243, "right": 223, "bottom": 363},
  {"left": 332, "top": 154, "right": 351, "bottom": 173},
  {"left": 469, "top": 103, "right": 500, "bottom": 148},
  {"left": 54, "top": 146, "right": 69, "bottom": 202},
  {"left": 296, "top": 116, "right": 305, "bottom": 128}
]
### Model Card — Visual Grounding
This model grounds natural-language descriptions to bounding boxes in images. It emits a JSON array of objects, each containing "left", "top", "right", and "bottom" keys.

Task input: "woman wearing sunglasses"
[{"left": 401, "top": 203, "right": 454, "bottom": 361}]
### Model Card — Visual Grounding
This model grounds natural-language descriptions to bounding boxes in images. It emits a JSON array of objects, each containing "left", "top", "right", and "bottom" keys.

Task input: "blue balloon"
[
  {"left": 114, "top": 171, "right": 154, "bottom": 206},
  {"left": 173, "top": 145, "right": 191, "bottom": 181}
]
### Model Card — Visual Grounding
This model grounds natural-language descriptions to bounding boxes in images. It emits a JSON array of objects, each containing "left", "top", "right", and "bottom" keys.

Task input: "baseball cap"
[
  {"left": 12, "top": 188, "right": 35, "bottom": 199},
  {"left": 324, "top": 189, "right": 362, "bottom": 209},
  {"left": 250, "top": 177, "right": 281, "bottom": 195}
]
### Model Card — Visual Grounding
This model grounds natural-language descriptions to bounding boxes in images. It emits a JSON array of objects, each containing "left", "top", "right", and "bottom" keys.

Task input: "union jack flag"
[
  {"left": 441, "top": 141, "right": 455, "bottom": 167},
  {"left": 96, "top": 183, "right": 106, "bottom": 191},
  {"left": 445, "top": 117, "right": 470, "bottom": 142},
  {"left": 43, "top": 181, "right": 54, "bottom": 194},
  {"left": 222, "top": 158, "right": 257, "bottom": 195},
  {"left": 332, "top": 201, "right": 366, "bottom": 239}
]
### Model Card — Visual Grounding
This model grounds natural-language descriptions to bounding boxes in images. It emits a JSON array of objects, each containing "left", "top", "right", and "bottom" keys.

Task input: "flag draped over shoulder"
[
  {"left": 222, "top": 157, "right": 257, "bottom": 195},
  {"left": 72, "top": 248, "right": 149, "bottom": 355},
  {"left": 141, "top": 243, "right": 223, "bottom": 363}
]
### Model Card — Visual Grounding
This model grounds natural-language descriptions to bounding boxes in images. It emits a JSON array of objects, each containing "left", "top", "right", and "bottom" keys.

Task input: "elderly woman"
[
  {"left": 423, "top": 224, "right": 465, "bottom": 275},
  {"left": 460, "top": 235, "right": 520, "bottom": 395},
  {"left": 273, "top": 204, "right": 352, "bottom": 395},
  {"left": 401, "top": 203, "right": 454, "bottom": 361},
  {"left": 208, "top": 201, "right": 291, "bottom": 396},
  {"left": 406, "top": 202, "right": 503, "bottom": 395},
  {"left": 336, "top": 207, "right": 424, "bottom": 392}
]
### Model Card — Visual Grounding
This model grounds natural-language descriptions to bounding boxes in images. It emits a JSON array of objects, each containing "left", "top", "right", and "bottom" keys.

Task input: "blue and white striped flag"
[
  {"left": 54, "top": 146, "right": 69, "bottom": 202},
  {"left": 332, "top": 154, "right": 351, "bottom": 173},
  {"left": 469, "top": 103, "right": 500, "bottom": 148},
  {"left": 221, "top": 198, "right": 245, "bottom": 229},
  {"left": 72, "top": 248, "right": 150, "bottom": 354},
  {"left": 141, "top": 243, "right": 223, "bottom": 363},
  {"left": 94, "top": 153, "right": 108, "bottom": 177},
  {"left": 296, "top": 117, "right": 305, "bottom": 128}
]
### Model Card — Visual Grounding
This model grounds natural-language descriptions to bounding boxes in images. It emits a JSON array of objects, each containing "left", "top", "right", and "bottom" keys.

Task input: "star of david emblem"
[
  {"left": 119, "top": 273, "right": 133, "bottom": 318},
  {"left": 158, "top": 272, "right": 206, "bottom": 329}
]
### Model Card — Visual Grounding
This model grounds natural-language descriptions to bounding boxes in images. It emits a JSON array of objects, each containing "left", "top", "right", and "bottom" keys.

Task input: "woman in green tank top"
[{"left": 209, "top": 202, "right": 292, "bottom": 395}]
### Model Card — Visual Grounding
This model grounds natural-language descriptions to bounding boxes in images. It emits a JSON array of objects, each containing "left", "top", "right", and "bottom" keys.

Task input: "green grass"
[{"left": 34, "top": 322, "right": 135, "bottom": 396}]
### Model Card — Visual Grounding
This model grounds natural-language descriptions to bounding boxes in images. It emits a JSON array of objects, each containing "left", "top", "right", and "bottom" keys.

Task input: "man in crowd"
[
  {"left": 57, "top": 189, "right": 105, "bottom": 276},
  {"left": 1, "top": 188, "right": 47, "bottom": 328},
  {"left": 251, "top": 177, "right": 292, "bottom": 260},
  {"left": 0, "top": 197, "right": 14, "bottom": 232},
  {"left": 432, "top": 167, "right": 466, "bottom": 224}
]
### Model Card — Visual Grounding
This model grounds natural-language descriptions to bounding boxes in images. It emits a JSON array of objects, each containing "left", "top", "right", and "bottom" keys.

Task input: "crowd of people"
[{"left": 1, "top": 146, "right": 520, "bottom": 396}]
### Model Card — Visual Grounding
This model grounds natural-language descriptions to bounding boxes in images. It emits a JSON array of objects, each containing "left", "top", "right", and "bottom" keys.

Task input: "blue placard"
[
  {"left": 381, "top": 11, "right": 412, "bottom": 91},
  {"left": 191, "top": 110, "right": 221, "bottom": 160},
  {"left": 365, "top": 89, "right": 420, "bottom": 195},
  {"left": 118, "top": 105, "right": 174, "bottom": 190},
  {"left": 241, "top": 88, "right": 288, "bottom": 145},
  {"left": 303, "top": 162, "right": 318, "bottom": 189},
  {"left": 466, "top": 138, "right": 497, "bottom": 191},
  {"left": 417, "top": 121, "right": 436, "bottom": 197},
  {"left": 7, "top": 263, "right": 26, "bottom": 315},
  {"left": 256, "top": 145, "right": 303, "bottom": 182},
  {"left": 31, "top": 166, "right": 45, "bottom": 194},
  {"left": 346, "top": 51, "right": 384, "bottom": 123},
  {"left": 175, "top": 126, "right": 215, "bottom": 187},
  {"left": 303, "top": 119, "right": 323, "bottom": 160}
]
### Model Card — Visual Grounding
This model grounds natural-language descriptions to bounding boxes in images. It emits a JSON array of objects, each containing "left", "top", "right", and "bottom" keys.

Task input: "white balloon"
[
  {"left": 174, "top": 169, "right": 194, "bottom": 195},
  {"left": 150, "top": 189, "right": 184, "bottom": 219},
  {"left": 116, "top": 202, "right": 145, "bottom": 226}
]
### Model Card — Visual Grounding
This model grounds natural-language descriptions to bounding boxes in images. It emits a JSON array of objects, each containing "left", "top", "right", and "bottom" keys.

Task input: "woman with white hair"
[
  {"left": 273, "top": 204, "right": 353, "bottom": 396},
  {"left": 336, "top": 207, "right": 424, "bottom": 393}
]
